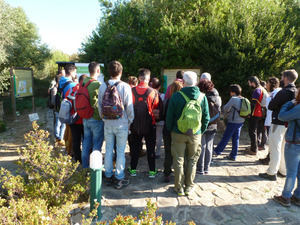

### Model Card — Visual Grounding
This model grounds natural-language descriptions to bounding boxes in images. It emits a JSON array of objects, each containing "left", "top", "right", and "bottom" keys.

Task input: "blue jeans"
[
  {"left": 82, "top": 118, "right": 104, "bottom": 168},
  {"left": 54, "top": 111, "right": 66, "bottom": 140},
  {"left": 282, "top": 143, "right": 300, "bottom": 199},
  {"left": 104, "top": 124, "right": 128, "bottom": 180},
  {"left": 214, "top": 122, "right": 243, "bottom": 159}
]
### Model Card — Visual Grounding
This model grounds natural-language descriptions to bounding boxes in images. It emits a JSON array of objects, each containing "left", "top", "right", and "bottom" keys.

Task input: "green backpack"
[
  {"left": 177, "top": 91, "right": 205, "bottom": 135},
  {"left": 239, "top": 97, "right": 251, "bottom": 118}
]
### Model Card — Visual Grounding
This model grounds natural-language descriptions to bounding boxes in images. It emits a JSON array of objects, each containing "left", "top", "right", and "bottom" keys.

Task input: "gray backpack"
[{"left": 58, "top": 93, "right": 79, "bottom": 124}]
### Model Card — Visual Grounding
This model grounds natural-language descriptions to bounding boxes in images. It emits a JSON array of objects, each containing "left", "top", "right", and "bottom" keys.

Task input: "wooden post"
[
  {"left": 10, "top": 68, "right": 17, "bottom": 120},
  {"left": 31, "top": 68, "right": 35, "bottom": 112}
]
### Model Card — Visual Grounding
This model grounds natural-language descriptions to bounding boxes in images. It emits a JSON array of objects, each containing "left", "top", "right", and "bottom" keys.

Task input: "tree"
[
  {"left": 80, "top": 0, "right": 300, "bottom": 98},
  {"left": 0, "top": 0, "right": 50, "bottom": 95}
]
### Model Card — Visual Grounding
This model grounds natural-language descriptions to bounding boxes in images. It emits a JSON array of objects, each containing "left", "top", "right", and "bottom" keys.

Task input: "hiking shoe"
[
  {"left": 291, "top": 195, "right": 300, "bottom": 206},
  {"left": 273, "top": 195, "right": 291, "bottom": 207},
  {"left": 184, "top": 187, "right": 193, "bottom": 196},
  {"left": 128, "top": 168, "right": 137, "bottom": 177},
  {"left": 245, "top": 149, "right": 257, "bottom": 155},
  {"left": 259, "top": 157, "right": 270, "bottom": 165},
  {"left": 225, "top": 155, "right": 236, "bottom": 161},
  {"left": 149, "top": 170, "right": 158, "bottom": 178},
  {"left": 196, "top": 170, "right": 204, "bottom": 175},
  {"left": 114, "top": 178, "right": 130, "bottom": 190},
  {"left": 259, "top": 173, "right": 277, "bottom": 181},
  {"left": 277, "top": 171, "right": 286, "bottom": 178},
  {"left": 104, "top": 176, "right": 116, "bottom": 186}
]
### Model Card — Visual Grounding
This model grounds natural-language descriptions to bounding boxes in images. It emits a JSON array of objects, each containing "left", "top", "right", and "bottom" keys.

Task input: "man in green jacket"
[
  {"left": 81, "top": 62, "right": 104, "bottom": 168},
  {"left": 166, "top": 71, "right": 210, "bottom": 196}
]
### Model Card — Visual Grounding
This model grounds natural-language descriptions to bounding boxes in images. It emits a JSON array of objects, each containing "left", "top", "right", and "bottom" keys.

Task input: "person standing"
[
  {"left": 98, "top": 61, "right": 134, "bottom": 189},
  {"left": 197, "top": 75, "right": 221, "bottom": 174},
  {"left": 273, "top": 90, "right": 300, "bottom": 207},
  {"left": 128, "top": 69, "right": 159, "bottom": 178},
  {"left": 246, "top": 76, "right": 269, "bottom": 155},
  {"left": 164, "top": 70, "right": 184, "bottom": 100},
  {"left": 81, "top": 62, "right": 104, "bottom": 169},
  {"left": 259, "top": 69, "right": 298, "bottom": 180},
  {"left": 259, "top": 77, "right": 281, "bottom": 165},
  {"left": 163, "top": 81, "right": 183, "bottom": 182},
  {"left": 166, "top": 71, "right": 210, "bottom": 196},
  {"left": 214, "top": 84, "right": 245, "bottom": 160},
  {"left": 56, "top": 65, "right": 77, "bottom": 146}
]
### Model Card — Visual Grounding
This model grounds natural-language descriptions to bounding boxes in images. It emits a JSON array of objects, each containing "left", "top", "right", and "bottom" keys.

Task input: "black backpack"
[
  {"left": 208, "top": 97, "right": 220, "bottom": 125},
  {"left": 130, "top": 88, "right": 153, "bottom": 136},
  {"left": 55, "top": 81, "right": 72, "bottom": 112}
]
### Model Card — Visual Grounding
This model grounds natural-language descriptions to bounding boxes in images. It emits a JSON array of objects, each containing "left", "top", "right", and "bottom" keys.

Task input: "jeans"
[
  {"left": 267, "top": 124, "right": 287, "bottom": 175},
  {"left": 257, "top": 118, "right": 267, "bottom": 148},
  {"left": 70, "top": 124, "right": 84, "bottom": 163},
  {"left": 82, "top": 118, "right": 104, "bottom": 168},
  {"left": 197, "top": 130, "right": 216, "bottom": 173},
  {"left": 128, "top": 125, "right": 156, "bottom": 171},
  {"left": 248, "top": 116, "right": 260, "bottom": 153},
  {"left": 163, "top": 128, "right": 172, "bottom": 176},
  {"left": 282, "top": 143, "right": 300, "bottom": 199},
  {"left": 104, "top": 124, "right": 128, "bottom": 180},
  {"left": 54, "top": 111, "right": 66, "bottom": 140},
  {"left": 171, "top": 132, "right": 201, "bottom": 192},
  {"left": 214, "top": 123, "right": 243, "bottom": 159}
]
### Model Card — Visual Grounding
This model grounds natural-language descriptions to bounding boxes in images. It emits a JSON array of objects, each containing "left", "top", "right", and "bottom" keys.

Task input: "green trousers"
[{"left": 171, "top": 132, "right": 202, "bottom": 192}]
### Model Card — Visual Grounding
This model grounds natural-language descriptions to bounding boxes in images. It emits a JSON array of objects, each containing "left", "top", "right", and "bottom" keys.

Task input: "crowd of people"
[{"left": 48, "top": 61, "right": 300, "bottom": 206}]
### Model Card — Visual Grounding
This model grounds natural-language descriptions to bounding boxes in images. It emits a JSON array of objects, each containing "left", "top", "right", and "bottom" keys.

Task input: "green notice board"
[{"left": 13, "top": 68, "right": 33, "bottom": 98}]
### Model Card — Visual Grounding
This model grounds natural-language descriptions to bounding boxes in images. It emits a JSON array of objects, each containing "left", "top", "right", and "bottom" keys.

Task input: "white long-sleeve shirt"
[{"left": 265, "top": 88, "right": 281, "bottom": 127}]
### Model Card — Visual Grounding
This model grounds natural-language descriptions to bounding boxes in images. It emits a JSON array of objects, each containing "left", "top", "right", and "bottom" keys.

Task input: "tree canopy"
[
  {"left": 80, "top": 0, "right": 300, "bottom": 97},
  {"left": 0, "top": 0, "right": 50, "bottom": 95}
]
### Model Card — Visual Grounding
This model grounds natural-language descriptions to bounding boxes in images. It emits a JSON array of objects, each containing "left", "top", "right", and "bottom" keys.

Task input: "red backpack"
[{"left": 75, "top": 79, "right": 95, "bottom": 119}]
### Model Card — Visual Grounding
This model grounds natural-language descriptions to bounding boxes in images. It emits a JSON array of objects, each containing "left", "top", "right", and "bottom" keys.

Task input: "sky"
[{"left": 6, "top": 0, "right": 101, "bottom": 55}]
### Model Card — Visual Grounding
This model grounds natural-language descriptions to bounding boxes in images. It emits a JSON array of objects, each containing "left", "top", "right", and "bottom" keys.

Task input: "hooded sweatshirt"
[
  {"left": 82, "top": 77, "right": 101, "bottom": 120},
  {"left": 58, "top": 76, "right": 76, "bottom": 98},
  {"left": 166, "top": 86, "right": 210, "bottom": 135}
]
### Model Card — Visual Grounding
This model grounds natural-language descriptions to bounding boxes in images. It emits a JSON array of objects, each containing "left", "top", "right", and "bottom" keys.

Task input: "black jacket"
[
  {"left": 206, "top": 88, "right": 222, "bottom": 131},
  {"left": 268, "top": 83, "right": 297, "bottom": 125}
]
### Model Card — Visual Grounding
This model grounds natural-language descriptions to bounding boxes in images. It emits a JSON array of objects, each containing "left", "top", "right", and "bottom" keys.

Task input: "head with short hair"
[
  {"left": 281, "top": 69, "right": 298, "bottom": 86},
  {"left": 79, "top": 74, "right": 88, "bottom": 84},
  {"left": 169, "top": 80, "right": 183, "bottom": 97},
  {"left": 200, "top": 72, "right": 211, "bottom": 81},
  {"left": 138, "top": 68, "right": 151, "bottom": 83},
  {"left": 108, "top": 60, "right": 123, "bottom": 78},
  {"left": 65, "top": 64, "right": 77, "bottom": 79},
  {"left": 267, "top": 77, "right": 280, "bottom": 92},
  {"left": 58, "top": 69, "right": 65, "bottom": 76},
  {"left": 248, "top": 76, "right": 260, "bottom": 88},
  {"left": 176, "top": 70, "right": 184, "bottom": 79},
  {"left": 183, "top": 71, "right": 198, "bottom": 87},
  {"left": 260, "top": 80, "right": 266, "bottom": 88},
  {"left": 197, "top": 79, "right": 214, "bottom": 93},
  {"left": 230, "top": 84, "right": 242, "bottom": 96},
  {"left": 150, "top": 77, "right": 161, "bottom": 90},
  {"left": 88, "top": 62, "right": 100, "bottom": 77},
  {"left": 128, "top": 76, "right": 138, "bottom": 87}
]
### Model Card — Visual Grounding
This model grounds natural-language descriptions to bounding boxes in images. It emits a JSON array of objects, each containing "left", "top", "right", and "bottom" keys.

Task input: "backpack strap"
[
  {"left": 83, "top": 79, "right": 96, "bottom": 88},
  {"left": 179, "top": 91, "right": 190, "bottom": 102},
  {"left": 132, "top": 87, "right": 152, "bottom": 101},
  {"left": 59, "top": 81, "right": 72, "bottom": 93}
]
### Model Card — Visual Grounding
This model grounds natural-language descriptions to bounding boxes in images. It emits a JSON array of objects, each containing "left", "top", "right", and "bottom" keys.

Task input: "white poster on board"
[{"left": 75, "top": 63, "right": 104, "bottom": 84}]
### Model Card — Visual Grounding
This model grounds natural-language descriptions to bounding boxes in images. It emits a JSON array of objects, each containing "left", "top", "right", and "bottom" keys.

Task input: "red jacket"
[{"left": 132, "top": 82, "right": 159, "bottom": 124}]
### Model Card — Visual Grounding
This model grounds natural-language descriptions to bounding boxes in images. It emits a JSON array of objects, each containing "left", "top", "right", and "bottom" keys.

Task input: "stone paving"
[{"left": 1, "top": 110, "right": 300, "bottom": 224}]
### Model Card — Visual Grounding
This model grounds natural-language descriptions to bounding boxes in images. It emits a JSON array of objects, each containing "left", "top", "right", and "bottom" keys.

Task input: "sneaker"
[
  {"left": 259, "top": 173, "right": 277, "bottom": 181},
  {"left": 128, "top": 168, "right": 137, "bottom": 177},
  {"left": 114, "top": 178, "right": 130, "bottom": 190},
  {"left": 225, "top": 155, "right": 236, "bottom": 161},
  {"left": 258, "top": 146, "right": 265, "bottom": 151},
  {"left": 277, "top": 171, "right": 286, "bottom": 178},
  {"left": 273, "top": 195, "right": 291, "bottom": 207},
  {"left": 174, "top": 188, "right": 185, "bottom": 196},
  {"left": 184, "top": 187, "right": 193, "bottom": 196},
  {"left": 104, "top": 176, "right": 116, "bottom": 186},
  {"left": 196, "top": 170, "right": 204, "bottom": 175},
  {"left": 291, "top": 195, "right": 300, "bottom": 206},
  {"left": 204, "top": 171, "right": 208, "bottom": 175},
  {"left": 149, "top": 170, "right": 158, "bottom": 178}
]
